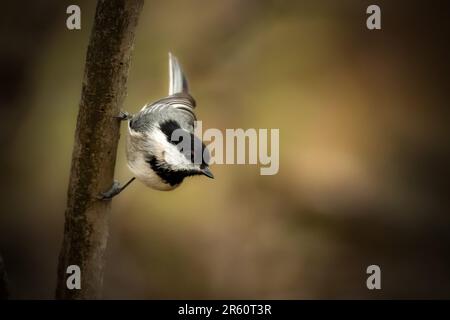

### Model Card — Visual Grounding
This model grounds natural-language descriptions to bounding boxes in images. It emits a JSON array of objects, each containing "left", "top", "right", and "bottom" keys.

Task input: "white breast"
[{"left": 127, "top": 153, "right": 178, "bottom": 191}]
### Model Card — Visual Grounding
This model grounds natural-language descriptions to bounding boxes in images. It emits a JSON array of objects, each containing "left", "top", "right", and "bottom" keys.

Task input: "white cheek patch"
[
  {"left": 149, "top": 128, "right": 192, "bottom": 170},
  {"left": 164, "top": 143, "right": 190, "bottom": 168}
]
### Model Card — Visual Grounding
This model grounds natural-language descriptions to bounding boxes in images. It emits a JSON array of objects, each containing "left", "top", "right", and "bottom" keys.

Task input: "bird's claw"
[
  {"left": 114, "top": 111, "right": 132, "bottom": 121},
  {"left": 97, "top": 180, "right": 122, "bottom": 201}
]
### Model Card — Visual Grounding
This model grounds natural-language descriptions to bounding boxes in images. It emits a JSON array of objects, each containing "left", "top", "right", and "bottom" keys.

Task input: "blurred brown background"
[{"left": 1, "top": 0, "right": 449, "bottom": 299}]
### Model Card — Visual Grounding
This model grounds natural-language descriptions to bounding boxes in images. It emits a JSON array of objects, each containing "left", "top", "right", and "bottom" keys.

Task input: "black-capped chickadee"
[{"left": 99, "top": 53, "right": 213, "bottom": 200}]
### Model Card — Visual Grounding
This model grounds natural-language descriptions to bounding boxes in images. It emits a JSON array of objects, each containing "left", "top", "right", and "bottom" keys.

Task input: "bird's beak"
[{"left": 201, "top": 167, "right": 214, "bottom": 179}]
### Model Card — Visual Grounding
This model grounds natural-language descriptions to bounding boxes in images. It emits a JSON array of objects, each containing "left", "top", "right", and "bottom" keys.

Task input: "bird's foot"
[
  {"left": 97, "top": 180, "right": 123, "bottom": 201},
  {"left": 114, "top": 111, "right": 132, "bottom": 121}
]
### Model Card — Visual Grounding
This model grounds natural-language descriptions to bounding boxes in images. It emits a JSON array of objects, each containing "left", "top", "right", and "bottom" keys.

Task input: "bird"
[{"left": 99, "top": 53, "right": 213, "bottom": 200}]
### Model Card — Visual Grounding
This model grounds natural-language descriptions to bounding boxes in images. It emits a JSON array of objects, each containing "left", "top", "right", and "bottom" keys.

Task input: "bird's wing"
[
  {"left": 131, "top": 93, "right": 197, "bottom": 133},
  {"left": 130, "top": 53, "right": 196, "bottom": 133}
]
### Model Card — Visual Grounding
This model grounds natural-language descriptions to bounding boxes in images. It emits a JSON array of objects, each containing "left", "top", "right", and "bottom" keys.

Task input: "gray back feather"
[
  {"left": 130, "top": 94, "right": 196, "bottom": 133},
  {"left": 129, "top": 54, "right": 197, "bottom": 134}
]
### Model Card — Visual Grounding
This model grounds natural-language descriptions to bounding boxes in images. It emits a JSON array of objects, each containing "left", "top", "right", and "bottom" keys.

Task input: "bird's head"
[{"left": 146, "top": 119, "right": 213, "bottom": 187}]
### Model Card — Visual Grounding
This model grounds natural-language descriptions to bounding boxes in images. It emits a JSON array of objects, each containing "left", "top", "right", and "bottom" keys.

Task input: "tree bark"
[
  {"left": 56, "top": 0, "right": 143, "bottom": 299},
  {"left": 0, "top": 254, "right": 8, "bottom": 299}
]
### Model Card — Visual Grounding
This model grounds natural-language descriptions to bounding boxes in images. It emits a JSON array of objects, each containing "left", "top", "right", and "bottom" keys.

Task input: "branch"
[
  {"left": 0, "top": 254, "right": 8, "bottom": 299},
  {"left": 56, "top": 0, "right": 144, "bottom": 299}
]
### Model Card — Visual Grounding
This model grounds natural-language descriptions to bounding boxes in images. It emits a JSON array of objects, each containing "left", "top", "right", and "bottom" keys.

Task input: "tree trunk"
[
  {"left": 0, "top": 254, "right": 8, "bottom": 299},
  {"left": 56, "top": 0, "right": 143, "bottom": 299}
]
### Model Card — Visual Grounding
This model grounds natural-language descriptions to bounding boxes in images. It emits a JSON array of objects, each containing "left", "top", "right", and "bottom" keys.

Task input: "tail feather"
[{"left": 168, "top": 52, "right": 189, "bottom": 95}]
